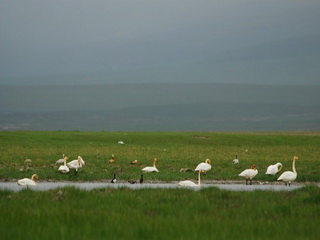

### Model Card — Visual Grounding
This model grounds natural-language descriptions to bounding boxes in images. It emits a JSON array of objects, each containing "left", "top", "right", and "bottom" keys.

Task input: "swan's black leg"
[
  {"left": 250, "top": 179, "right": 252, "bottom": 185},
  {"left": 245, "top": 179, "right": 248, "bottom": 185}
]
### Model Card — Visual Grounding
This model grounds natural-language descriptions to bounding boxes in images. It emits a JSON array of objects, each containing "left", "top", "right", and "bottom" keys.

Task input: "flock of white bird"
[
  {"left": 17, "top": 153, "right": 299, "bottom": 188},
  {"left": 178, "top": 155, "right": 298, "bottom": 187}
]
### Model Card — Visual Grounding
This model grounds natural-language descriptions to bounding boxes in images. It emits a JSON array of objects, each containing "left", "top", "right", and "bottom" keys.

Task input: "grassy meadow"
[
  {"left": 1, "top": 186, "right": 320, "bottom": 240},
  {"left": 0, "top": 131, "right": 320, "bottom": 182},
  {"left": 1, "top": 131, "right": 320, "bottom": 239}
]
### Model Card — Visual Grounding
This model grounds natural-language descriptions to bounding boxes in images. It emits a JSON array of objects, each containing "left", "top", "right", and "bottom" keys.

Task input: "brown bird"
[
  {"left": 128, "top": 179, "right": 137, "bottom": 184},
  {"left": 109, "top": 154, "right": 115, "bottom": 163}
]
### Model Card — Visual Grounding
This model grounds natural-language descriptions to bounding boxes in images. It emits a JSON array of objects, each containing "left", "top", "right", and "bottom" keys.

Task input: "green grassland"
[
  {"left": 1, "top": 186, "right": 320, "bottom": 240},
  {"left": 1, "top": 131, "right": 320, "bottom": 240},
  {"left": 0, "top": 131, "right": 320, "bottom": 182}
]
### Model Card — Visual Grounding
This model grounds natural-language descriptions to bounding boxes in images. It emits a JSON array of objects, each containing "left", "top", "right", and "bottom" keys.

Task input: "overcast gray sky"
[{"left": 1, "top": 0, "right": 320, "bottom": 85}]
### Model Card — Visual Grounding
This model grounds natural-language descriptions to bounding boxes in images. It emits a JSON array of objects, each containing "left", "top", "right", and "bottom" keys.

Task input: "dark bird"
[
  {"left": 111, "top": 174, "right": 117, "bottom": 183},
  {"left": 128, "top": 179, "right": 137, "bottom": 184},
  {"left": 140, "top": 174, "right": 144, "bottom": 184}
]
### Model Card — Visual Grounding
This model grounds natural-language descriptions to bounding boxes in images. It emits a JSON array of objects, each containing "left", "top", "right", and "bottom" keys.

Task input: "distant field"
[
  {"left": 1, "top": 83, "right": 320, "bottom": 131},
  {"left": 0, "top": 131, "right": 319, "bottom": 182}
]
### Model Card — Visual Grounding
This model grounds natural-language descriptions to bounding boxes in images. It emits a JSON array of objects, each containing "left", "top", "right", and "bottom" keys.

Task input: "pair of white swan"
[
  {"left": 178, "top": 159, "right": 212, "bottom": 187},
  {"left": 57, "top": 155, "right": 85, "bottom": 174}
]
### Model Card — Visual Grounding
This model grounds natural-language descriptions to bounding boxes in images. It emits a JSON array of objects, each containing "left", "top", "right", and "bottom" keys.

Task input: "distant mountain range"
[{"left": 0, "top": 83, "right": 319, "bottom": 131}]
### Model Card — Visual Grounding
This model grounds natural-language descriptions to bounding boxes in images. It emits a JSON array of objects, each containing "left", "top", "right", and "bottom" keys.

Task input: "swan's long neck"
[
  {"left": 64, "top": 158, "right": 67, "bottom": 166},
  {"left": 153, "top": 160, "right": 156, "bottom": 168},
  {"left": 277, "top": 163, "right": 283, "bottom": 172},
  {"left": 292, "top": 158, "right": 297, "bottom": 175},
  {"left": 198, "top": 171, "right": 201, "bottom": 186},
  {"left": 31, "top": 175, "right": 37, "bottom": 182}
]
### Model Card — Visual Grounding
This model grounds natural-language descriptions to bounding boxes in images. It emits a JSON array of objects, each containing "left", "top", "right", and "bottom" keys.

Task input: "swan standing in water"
[
  {"left": 239, "top": 165, "right": 258, "bottom": 185},
  {"left": 142, "top": 158, "right": 159, "bottom": 172},
  {"left": 58, "top": 156, "right": 69, "bottom": 174},
  {"left": 195, "top": 159, "right": 211, "bottom": 173},
  {"left": 67, "top": 156, "right": 84, "bottom": 175},
  {"left": 17, "top": 174, "right": 39, "bottom": 186},
  {"left": 265, "top": 162, "right": 283, "bottom": 175},
  {"left": 277, "top": 156, "right": 299, "bottom": 186},
  {"left": 178, "top": 171, "right": 201, "bottom": 187}
]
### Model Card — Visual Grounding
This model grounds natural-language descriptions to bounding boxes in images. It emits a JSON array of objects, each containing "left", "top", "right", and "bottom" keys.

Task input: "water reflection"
[{"left": 0, "top": 182, "right": 304, "bottom": 192}]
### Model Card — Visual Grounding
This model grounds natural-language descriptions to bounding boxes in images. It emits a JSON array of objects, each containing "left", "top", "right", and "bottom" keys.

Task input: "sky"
[{"left": 1, "top": 0, "right": 320, "bottom": 85}]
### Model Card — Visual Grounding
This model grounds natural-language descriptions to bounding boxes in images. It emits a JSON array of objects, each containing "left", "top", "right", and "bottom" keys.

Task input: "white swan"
[
  {"left": 67, "top": 156, "right": 84, "bottom": 175},
  {"left": 17, "top": 174, "right": 39, "bottom": 186},
  {"left": 233, "top": 154, "right": 239, "bottom": 164},
  {"left": 265, "top": 162, "right": 283, "bottom": 175},
  {"left": 142, "top": 158, "right": 159, "bottom": 172},
  {"left": 58, "top": 156, "right": 69, "bottom": 174},
  {"left": 239, "top": 165, "right": 258, "bottom": 185},
  {"left": 55, "top": 154, "right": 66, "bottom": 165},
  {"left": 277, "top": 156, "right": 299, "bottom": 186},
  {"left": 178, "top": 171, "right": 201, "bottom": 187},
  {"left": 79, "top": 156, "right": 85, "bottom": 165},
  {"left": 195, "top": 159, "right": 211, "bottom": 173}
]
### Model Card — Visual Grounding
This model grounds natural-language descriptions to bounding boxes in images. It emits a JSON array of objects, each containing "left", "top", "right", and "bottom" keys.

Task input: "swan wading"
[
  {"left": 178, "top": 170, "right": 201, "bottom": 187},
  {"left": 239, "top": 165, "right": 258, "bottom": 185},
  {"left": 142, "top": 158, "right": 159, "bottom": 172},
  {"left": 277, "top": 156, "right": 298, "bottom": 186},
  {"left": 17, "top": 174, "right": 39, "bottom": 186}
]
